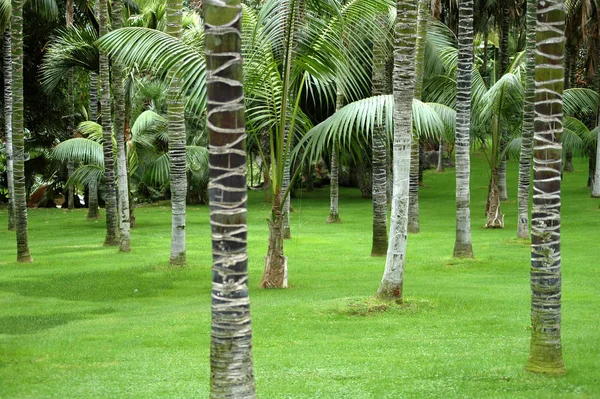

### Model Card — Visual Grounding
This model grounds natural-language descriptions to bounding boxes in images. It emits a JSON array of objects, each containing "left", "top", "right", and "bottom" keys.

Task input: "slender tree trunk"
[
  {"left": 326, "top": 89, "right": 343, "bottom": 224},
  {"left": 281, "top": 132, "right": 292, "bottom": 238},
  {"left": 87, "top": 72, "right": 100, "bottom": 219},
  {"left": 4, "top": 30, "right": 15, "bottom": 231},
  {"left": 205, "top": 1, "right": 257, "bottom": 395},
  {"left": 517, "top": 0, "right": 536, "bottom": 239},
  {"left": 593, "top": 118, "right": 600, "bottom": 197},
  {"left": 497, "top": 4, "right": 510, "bottom": 202},
  {"left": 408, "top": 0, "right": 428, "bottom": 234},
  {"left": 11, "top": 0, "right": 32, "bottom": 262},
  {"left": 436, "top": 139, "right": 444, "bottom": 172},
  {"left": 563, "top": 44, "right": 574, "bottom": 173},
  {"left": 167, "top": 0, "right": 187, "bottom": 264},
  {"left": 99, "top": 0, "right": 119, "bottom": 246},
  {"left": 377, "top": 0, "right": 417, "bottom": 302},
  {"left": 261, "top": 195, "right": 288, "bottom": 288},
  {"left": 526, "top": 0, "right": 566, "bottom": 374},
  {"left": 111, "top": 0, "right": 131, "bottom": 251},
  {"left": 66, "top": 0, "right": 75, "bottom": 210},
  {"left": 370, "top": 14, "right": 390, "bottom": 257},
  {"left": 453, "top": 0, "right": 474, "bottom": 257}
]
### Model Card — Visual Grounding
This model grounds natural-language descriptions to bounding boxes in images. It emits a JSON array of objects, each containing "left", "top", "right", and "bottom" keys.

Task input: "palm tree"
[
  {"left": 99, "top": 0, "right": 119, "bottom": 246},
  {"left": 525, "top": 0, "right": 566, "bottom": 375},
  {"left": 377, "top": 0, "right": 418, "bottom": 302},
  {"left": 326, "top": 89, "right": 343, "bottom": 224},
  {"left": 4, "top": 28, "right": 15, "bottom": 231},
  {"left": 516, "top": 0, "right": 535, "bottom": 238},
  {"left": 66, "top": 0, "right": 75, "bottom": 210},
  {"left": 11, "top": 0, "right": 33, "bottom": 262},
  {"left": 112, "top": 0, "right": 131, "bottom": 252},
  {"left": 407, "top": 0, "right": 429, "bottom": 234},
  {"left": 166, "top": 0, "right": 187, "bottom": 265},
  {"left": 453, "top": 0, "right": 474, "bottom": 257},
  {"left": 370, "top": 13, "right": 391, "bottom": 257},
  {"left": 205, "top": 0, "right": 256, "bottom": 396}
]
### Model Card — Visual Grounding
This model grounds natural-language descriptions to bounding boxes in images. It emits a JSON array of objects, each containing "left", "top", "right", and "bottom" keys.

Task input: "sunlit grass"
[{"left": 0, "top": 156, "right": 599, "bottom": 398}]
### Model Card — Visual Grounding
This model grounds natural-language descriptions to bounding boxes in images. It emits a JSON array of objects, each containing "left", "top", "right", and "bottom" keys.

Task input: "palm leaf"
[{"left": 52, "top": 138, "right": 104, "bottom": 166}]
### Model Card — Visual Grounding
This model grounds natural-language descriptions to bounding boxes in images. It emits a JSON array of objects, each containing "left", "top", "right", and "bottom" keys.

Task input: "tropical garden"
[{"left": 0, "top": 0, "right": 599, "bottom": 396}]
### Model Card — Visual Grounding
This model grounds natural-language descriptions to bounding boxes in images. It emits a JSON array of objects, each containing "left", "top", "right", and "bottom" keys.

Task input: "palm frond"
[
  {"left": 66, "top": 164, "right": 104, "bottom": 190},
  {"left": 52, "top": 138, "right": 104, "bottom": 166},
  {"left": 40, "top": 25, "right": 99, "bottom": 93},
  {"left": 563, "top": 88, "right": 599, "bottom": 117},
  {"left": 97, "top": 27, "right": 206, "bottom": 114}
]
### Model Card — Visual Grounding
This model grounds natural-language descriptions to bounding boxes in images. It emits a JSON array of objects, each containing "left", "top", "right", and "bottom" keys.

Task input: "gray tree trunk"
[
  {"left": 326, "top": 89, "right": 343, "bottom": 224},
  {"left": 167, "top": 0, "right": 187, "bottom": 264},
  {"left": 66, "top": 0, "right": 75, "bottom": 210},
  {"left": 526, "top": 0, "right": 566, "bottom": 375},
  {"left": 4, "top": 30, "right": 15, "bottom": 231},
  {"left": 517, "top": 0, "right": 536, "bottom": 238},
  {"left": 99, "top": 0, "right": 119, "bottom": 246},
  {"left": 87, "top": 72, "right": 100, "bottom": 219},
  {"left": 436, "top": 139, "right": 444, "bottom": 172},
  {"left": 205, "top": 0, "right": 257, "bottom": 395},
  {"left": 453, "top": 0, "right": 474, "bottom": 257},
  {"left": 11, "top": 0, "right": 32, "bottom": 262},
  {"left": 111, "top": 0, "right": 131, "bottom": 252},
  {"left": 377, "top": 0, "right": 417, "bottom": 302},
  {"left": 370, "top": 14, "right": 390, "bottom": 257},
  {"left": 408, "top": 0, "right": 429, "bottom": 234}
]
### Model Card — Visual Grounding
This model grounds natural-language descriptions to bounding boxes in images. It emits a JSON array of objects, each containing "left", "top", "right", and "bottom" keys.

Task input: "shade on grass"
[{"left": 0, "top": 155, "right": 599, "bottom": 398}]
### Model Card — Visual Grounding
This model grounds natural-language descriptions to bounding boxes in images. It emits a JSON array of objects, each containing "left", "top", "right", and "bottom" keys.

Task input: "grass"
[{"left": 0, "top": 155, "right": 599, "bottom": 398}]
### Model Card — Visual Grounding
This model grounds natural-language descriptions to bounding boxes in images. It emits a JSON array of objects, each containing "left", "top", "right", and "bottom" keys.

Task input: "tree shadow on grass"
[
  {"left": 0, "top": 267, "right": 188, "bottom": 302},
  {"left": 0, "top": 308, "right": 115, "bottom": 335}
]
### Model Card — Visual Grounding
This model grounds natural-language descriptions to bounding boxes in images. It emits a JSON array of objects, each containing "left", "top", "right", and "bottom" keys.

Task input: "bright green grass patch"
[{"left": 0, "top": 156, "right": 599, "bottom": 398}]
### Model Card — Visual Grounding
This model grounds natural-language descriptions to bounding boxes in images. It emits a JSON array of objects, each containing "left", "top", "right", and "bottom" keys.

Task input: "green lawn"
[{"left": 1, "top": 155, "right": 599, "bottom": 398}]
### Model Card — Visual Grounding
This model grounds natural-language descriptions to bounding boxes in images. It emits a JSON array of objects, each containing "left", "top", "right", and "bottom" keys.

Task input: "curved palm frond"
[
  {"left": 0, "top": 0, "right": 11, "bottom": 32},
  {"left": 52, "top": 138, "right": 104, "bottom": 166},
  {"left": 40, "top": 25, "right": 99, "bottom": 93},
  {"left": 25, "top": 0, "right": 58, "bottom": 20},
  {"left": 563, "top": 88, "right": 599, "bottom": 116},
  {"left": 66, "top": 164, "right": 104, "bottom": 190},
  {"left": 295, "top": 94, "right": 454, "bottom": 161},
  {"left": 97, "top": 27, "right": 206, "bottom": 114}
]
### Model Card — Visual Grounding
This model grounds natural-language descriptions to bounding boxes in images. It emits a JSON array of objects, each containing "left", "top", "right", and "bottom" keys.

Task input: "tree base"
[
  {"left": 326, "top": 215, "right": 342, "bottom": 224},
  {"left": 408, "top": 224, "right": 420, "bottom": 234},
  {"left": 17, "top": 254, "right": 33, "bottom": 263},
  {"left": 104, "top": 237, "right": 120, "bottom": 246},
  {"left": 283, "top": 227, "right": 291, "bottom": 239},
  {"left": 260, "top": 255, "right": 288, "bottom": 288},
  {"left": 376, "top": 280, "right": 403, "bottom": 304},
  {"left": 525, "top": 361, "right": 566, "bottom": 376},
  {"left": 453, "top": 243, "right": 473, "bottom": 258},
  {"left": 170, "top": 253, "right": 186, "bottom": 266}
]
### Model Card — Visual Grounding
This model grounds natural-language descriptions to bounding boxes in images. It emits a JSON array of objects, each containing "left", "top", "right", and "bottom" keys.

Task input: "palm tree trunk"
[
  {"left": 111, "top": 0, "right": 131, "bottom": 252},
  {"left": 326, "top": 89, "right": 344, "bottom": 224},
  {"left": 282, "top": 150, "right": 291, "bottom": 239},
  {"left": 99, "top": 0, "right": 119, "bottom": 246},
  {"left": 593, "top": 118, "right": 600, "bottom": 197},
  {"left": 370, "top": 14, "right": 390, "bottom": 257},
  {"left": 66, "top": 0, "right": 75, "bottom": 210},
  {"left": 87, "top": 72, "right": 100, "bottom": 219},
  {"left": 4, "top": 30, "right": 15, "bottom": 231},
  {"left": 497, "top": 4, "right": 510, "bottom": 202},
  {"left": 11, "top": 0, "right": 32, "bottom": 262},
  {"left": 408, "top": 0, "right": 428, "bottom": 234},
  {"left": 378, "top": 0, "right": 418, "bottom": 302},
  {"left": 453, "top": 0, "right": 474, "bottom": 257},
  {"left": 526, "top": 0, "right": 566, "bottom": 374},
  {"left": 167, "top": 0, "right": 187, "bottom": 264},
  {"left": 205, "top": 1, "right": 256, "bottom": 395},
  {"left": 517, "top": 0, "right": 536, "bottom": 239},
  {"left": 436, "top": 139, "right": 444, "bottom": 172}
]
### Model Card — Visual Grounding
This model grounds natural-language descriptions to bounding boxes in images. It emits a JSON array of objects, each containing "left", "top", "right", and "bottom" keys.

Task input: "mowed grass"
[{"left": 0, "top": 155, "right": 599, "bottom": 398}]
